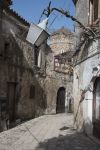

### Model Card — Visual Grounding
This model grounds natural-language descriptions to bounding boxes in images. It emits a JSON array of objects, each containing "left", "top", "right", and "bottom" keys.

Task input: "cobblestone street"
[{"left": 0, "top": 113, "right": 100, "bottom": 150}]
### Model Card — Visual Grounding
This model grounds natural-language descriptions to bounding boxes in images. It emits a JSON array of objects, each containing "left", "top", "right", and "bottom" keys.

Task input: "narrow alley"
[
  {"left": 0, "top": 113, "right": 100, "bottom": 150},
  {"left": 1, "top": 1, "right": 100, "bottom": 149}
]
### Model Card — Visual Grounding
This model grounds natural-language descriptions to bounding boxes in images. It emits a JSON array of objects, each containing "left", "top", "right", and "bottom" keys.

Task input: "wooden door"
[
  {"left": 56, "top": 87, "right": 65, "bottom": 114},
  {"left": 7, "top": 82, "right": 17, "bottom": 123},
  {"left": 93, "top": 78, "right": 100, "bottom": 139}
]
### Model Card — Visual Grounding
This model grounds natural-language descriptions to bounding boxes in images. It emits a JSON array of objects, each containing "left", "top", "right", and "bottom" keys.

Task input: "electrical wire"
[{"left": 48, "top": 14, "right": 58, "bottom": 29}]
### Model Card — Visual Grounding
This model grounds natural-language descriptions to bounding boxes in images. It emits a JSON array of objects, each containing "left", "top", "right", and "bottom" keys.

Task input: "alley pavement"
[{"left": 0, "top": 113, "right": 100, "bottom": 150}]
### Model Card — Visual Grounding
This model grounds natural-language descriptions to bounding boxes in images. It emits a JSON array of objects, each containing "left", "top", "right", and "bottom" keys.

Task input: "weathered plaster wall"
[
  {"left": 17, "top": 72, "right": 47, "bottom": 119},
  {"left": 74, "top": 0, "right": 100, "bottom": 135},
  {"left": 75, "top": 0, "right": 89, "bottom": 33},
  {"left": 0, "top": 9, "right": 47, "bottom": 125},
  {"left": 74, "top": 40, "right": 100, "bottom": 135},
  {"left": 45, "top": 73, "right": 73, "bottom": 114}
]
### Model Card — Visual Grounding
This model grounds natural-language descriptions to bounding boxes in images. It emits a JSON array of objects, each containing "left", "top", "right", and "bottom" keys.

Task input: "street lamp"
[{"left": 26, "top": 18, "right": 49, "bottom": 46}]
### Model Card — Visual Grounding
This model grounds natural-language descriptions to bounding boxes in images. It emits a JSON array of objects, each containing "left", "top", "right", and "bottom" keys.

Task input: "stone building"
[
  {"left": 73, "top": 0, "right": 100, "bottom": 139},
  {"left": 45, "top": 27, "right": 75, "bottom": 114},
  {"left": 0, "top": 0, "right": 76, "bottom": 132},
  {"left": 0, "top": 1, "right": 49, "bottom": 131}
]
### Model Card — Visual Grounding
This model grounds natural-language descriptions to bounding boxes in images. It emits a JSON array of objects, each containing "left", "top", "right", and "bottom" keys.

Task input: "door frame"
[
  {"left": 7, "top": 82, "right": 17, "bottom": 123},
  {"left": 93, "top": 77, "right": 100, "bottom": 139},
  {"left": 56, "top": 87, "right": 65, "bottom": 114}
]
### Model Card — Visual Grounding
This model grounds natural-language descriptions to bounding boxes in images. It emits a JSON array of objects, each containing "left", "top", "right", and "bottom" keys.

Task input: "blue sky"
[{"left": 11, "top": 0, "right": 75, "bottom": 31}]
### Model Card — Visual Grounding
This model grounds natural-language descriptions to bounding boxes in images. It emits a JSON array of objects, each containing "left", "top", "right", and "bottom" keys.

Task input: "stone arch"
[{"left": 56, "top": 87, "right": 65, "bottom": 114}]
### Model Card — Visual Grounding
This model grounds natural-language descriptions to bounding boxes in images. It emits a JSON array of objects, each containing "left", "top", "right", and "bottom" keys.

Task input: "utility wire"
[{"left": 48, "top": 14, "right": 58, "bottom": 29}]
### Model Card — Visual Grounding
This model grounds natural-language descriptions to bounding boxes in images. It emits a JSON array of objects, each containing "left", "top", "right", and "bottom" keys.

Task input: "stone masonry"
[
  {"left": 45, "top": 27, "right": 75, "bottom": 114},
  {"left": 0, "top": 6, "right": 48, "bottom": 131}
]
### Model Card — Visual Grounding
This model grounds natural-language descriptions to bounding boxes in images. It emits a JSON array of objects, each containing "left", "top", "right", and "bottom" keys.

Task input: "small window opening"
[
  {"left": 4, "top": 42, "right": 10, "bottom": 58},
  {"left": 68, "top": 59, "right": 71, "bottom": 63},
  {"left": 34, "top": 45, "right": 39, "bottom": 66}
]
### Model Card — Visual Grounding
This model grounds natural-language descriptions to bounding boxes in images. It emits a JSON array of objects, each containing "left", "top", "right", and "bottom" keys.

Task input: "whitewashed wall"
[{"left": 74, "top": 43, "right": 100, "bottom": 135}]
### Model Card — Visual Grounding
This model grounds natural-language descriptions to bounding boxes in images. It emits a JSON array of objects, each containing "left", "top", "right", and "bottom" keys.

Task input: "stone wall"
[
  {"left": 73, "top": 52, "right": 100, "bottom": 134},
  {"left": 45, "top": 28, "right": 75, "bottom": 114},
  {"left": 75, "top": 0, "right": 89, "bottom": 35},
  {"left": 73, "top": 0, "right": 100, "bottom": 135},
  {"left": 49, "top": 28, "right": 75, "bottom": 55},
  {"left": 0, "top": 8, "right": 47, "bottom": 130}
]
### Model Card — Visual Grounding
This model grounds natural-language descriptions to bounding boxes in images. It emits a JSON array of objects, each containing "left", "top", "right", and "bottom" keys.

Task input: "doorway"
[
  {"left": 7, "top": 82, "right": 17, "bottom": 123},
  {"left": 93, "top": 78, "right": 100, "bottom": 139},
  {"left": 56, "top": 87, "right": 65, "bottom": 114}
]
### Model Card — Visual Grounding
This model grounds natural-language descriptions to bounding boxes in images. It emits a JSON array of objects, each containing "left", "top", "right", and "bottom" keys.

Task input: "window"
[
  {"left": 89, "top": 0, "right": 98, "bottom": 25},
  {"left": 34, "top": 45, "right": 39, "bottom": 66},
  {"left": 0, "top": 41, "right": 10, "bottom": 58},
  {"left": 0, "top": 39, "right": 4, "bottom": 57},
  {"left": 30, "top": 85, "right": 35, "bottom": 99},
  {"left": 34, "top": 45, "right": 42, "bottom": 68},
  {"left": 94, "top": 0, "right": 99, "bottom": 22},
  {"left": 68, "top": 59, "right": 71, "bottom": 63},
  {"left": 4, "top": 42, "right": 10, "bottom": 58}
]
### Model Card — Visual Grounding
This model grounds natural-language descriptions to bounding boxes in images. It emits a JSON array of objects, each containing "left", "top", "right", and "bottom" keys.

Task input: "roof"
[
  {"left": 5, "top": 7, "right": 30, "bottom": 26},
  {"left": 0, "top": 1, "right": 29, "bottom": 26},
  {"left": 51, "top": 27, "right": 73, "bottom": 36}
]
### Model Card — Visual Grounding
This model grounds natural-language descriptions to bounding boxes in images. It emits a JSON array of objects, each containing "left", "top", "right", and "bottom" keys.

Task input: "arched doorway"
[
  {"left": 56, "top": 87, "right": 65, "bottom": 114},
  {"left": 93, "top": 78, "right": 100, "bottom": 139}
]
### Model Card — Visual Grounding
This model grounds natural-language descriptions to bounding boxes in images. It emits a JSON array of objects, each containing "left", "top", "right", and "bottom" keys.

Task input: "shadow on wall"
[
  {"left": 0, "top": 33, "right": 47, "bottom": 130},
  {"left": 82, "top": 118, "right": 93, "bottom": 136},
  {"left": 74, "top": 90, "right": 85, "bottom": 131},
  {"left": 74, "top": 114, "right": 93, "bottom": 137},
  {"left": 73, "top": 92, "right": 93, "bottom": 136},
  {"left": 45, "top": 44, "right": 53, "bottom": 55},
  {"left": 13, "top": 35, "right": 47, "bottom": 119},
  {"left": 36, "top": 131, "right": 100, "bottom": 150}
]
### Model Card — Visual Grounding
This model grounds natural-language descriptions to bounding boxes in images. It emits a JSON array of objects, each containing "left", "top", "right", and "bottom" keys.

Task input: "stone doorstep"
[
  {"left": 87, "top": 135, "right": 100, "bottom": 145},
  {"left": 75, "top": 127, "right": 100, "bottom": 146}
]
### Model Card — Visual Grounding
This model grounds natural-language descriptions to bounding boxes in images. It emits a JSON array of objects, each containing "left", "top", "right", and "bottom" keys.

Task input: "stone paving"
[{"left": 0, "top": 113, "right": 100, "bottom": 150}]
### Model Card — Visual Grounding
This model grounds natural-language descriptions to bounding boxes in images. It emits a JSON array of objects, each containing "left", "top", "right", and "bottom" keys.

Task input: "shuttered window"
[{"left": 89, "top": 0, "right": 98, "bottom": 24}]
